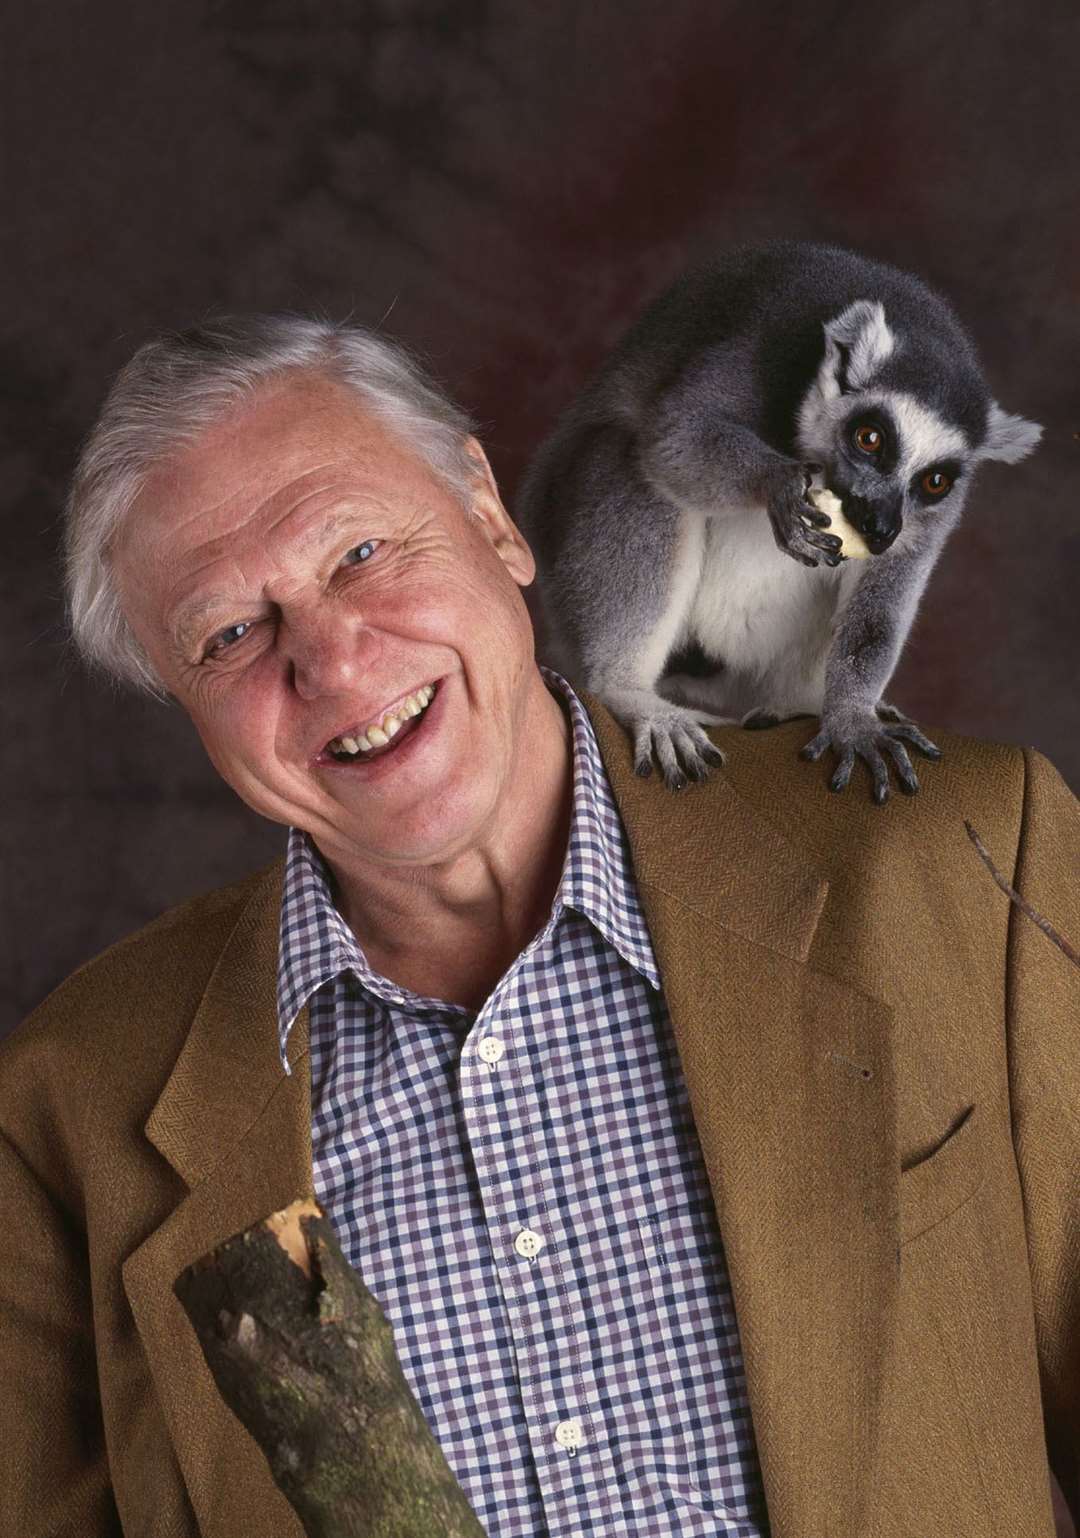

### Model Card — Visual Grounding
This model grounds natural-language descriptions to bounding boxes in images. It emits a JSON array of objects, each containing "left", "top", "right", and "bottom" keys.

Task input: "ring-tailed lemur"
[{"left": 516, "top": 240, "right": 1042, "bottom": 803}]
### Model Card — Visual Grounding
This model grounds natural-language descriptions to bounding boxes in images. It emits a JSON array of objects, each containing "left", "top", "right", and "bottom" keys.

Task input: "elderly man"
[{"left": 0, "top": 316, "right": 1076, "bottom": 1538}]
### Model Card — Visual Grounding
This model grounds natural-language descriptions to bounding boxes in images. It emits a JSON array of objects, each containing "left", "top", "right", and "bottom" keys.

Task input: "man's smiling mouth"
[{"left": 323, "top": 681, "right": 439, "bottom": 761}]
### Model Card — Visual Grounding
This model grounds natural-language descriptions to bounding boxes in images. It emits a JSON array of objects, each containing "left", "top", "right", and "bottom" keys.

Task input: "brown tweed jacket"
[{"left": 1, "top": 691, "right": 1077, "bottom": 1537}]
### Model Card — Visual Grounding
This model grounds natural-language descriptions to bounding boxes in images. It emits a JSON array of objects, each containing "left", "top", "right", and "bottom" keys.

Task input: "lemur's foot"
[
  {"left": 604, "top": 687, "right": 733, "bottom": 791},
  {"left": 765, "top": 461, "right": 844, "bottom": 569},
  {"left": 875, "top": 697, "right": 914, "bottom": 725},
  {"left": 799, "top": 707, "right": 942, "bottom": 805}
]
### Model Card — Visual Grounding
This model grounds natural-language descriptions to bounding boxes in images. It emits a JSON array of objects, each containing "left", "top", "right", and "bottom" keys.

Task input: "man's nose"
[{"left": 279, "top": 609, "right": 369, "bottom": 699}]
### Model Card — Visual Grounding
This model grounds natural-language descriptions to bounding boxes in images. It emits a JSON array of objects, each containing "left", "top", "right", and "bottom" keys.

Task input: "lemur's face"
[
  {"left": 813, "top": 394, "right": 970, "bottom": 555},
  {"left": 794, "top": 299, "right": 971, "bottom": 555}
]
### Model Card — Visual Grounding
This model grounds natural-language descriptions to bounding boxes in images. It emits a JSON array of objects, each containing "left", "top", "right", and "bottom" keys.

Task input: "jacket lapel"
[
  {"left": 123, "top": 690, "right": 901, "bottom": 1538},
  {"left": 583, "top": 689, "right": 901, "bottom": 1538},
  {"left": 122, "top": 865, "right": 315, "bottom": 1534}
]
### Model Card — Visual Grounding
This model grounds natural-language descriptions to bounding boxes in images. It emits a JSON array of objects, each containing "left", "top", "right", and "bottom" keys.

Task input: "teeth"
[{"left": 327, "top": 682, "right": 437, "bottom": 758}]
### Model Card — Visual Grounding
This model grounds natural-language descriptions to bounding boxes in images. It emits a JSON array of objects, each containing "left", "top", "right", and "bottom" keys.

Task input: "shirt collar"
[{"left": 275, "top": 665, "right": 660, "bottom": 1074}]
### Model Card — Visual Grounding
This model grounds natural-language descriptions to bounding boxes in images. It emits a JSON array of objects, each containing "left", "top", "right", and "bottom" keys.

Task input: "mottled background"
[
  {"left": 3, "top": 1, "right": 1077, "bottom": 1021},
  {"left": 2, "top": 2, "right": 1077, "bottom": 1528}
]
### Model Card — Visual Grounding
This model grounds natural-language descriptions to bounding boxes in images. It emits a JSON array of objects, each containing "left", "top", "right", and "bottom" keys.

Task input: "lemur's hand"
[
  {"left": 799, "top": 705, "right": 942, "bottom": 804},
  {"left": 764, "top": 462, "right": 844, "bottom": 568}
]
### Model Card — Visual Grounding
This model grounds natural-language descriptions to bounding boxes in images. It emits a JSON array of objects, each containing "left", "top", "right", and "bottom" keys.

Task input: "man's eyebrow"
[
  {"left": 168, "top": 507, "right": 379, "bottom": 654},
  {"left": 172, "top": 594, "right": 230, "bottom": 656}
]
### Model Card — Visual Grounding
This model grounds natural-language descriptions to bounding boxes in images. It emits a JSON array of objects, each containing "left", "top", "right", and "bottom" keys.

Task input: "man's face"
[{"left": 111, "top": 371, "right": 544, "bottom": 871}]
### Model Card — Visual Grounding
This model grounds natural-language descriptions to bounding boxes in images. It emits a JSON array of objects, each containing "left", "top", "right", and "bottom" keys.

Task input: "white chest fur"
[{"left": 677, "top": 501, "right": 865, "bottom": 715}]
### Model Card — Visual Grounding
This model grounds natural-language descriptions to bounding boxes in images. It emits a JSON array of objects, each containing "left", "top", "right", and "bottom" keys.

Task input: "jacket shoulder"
[
  {"left": 0, "top": 857, "right": 288, "bottom": 1226},
  {"left": 583, "top": 683, "right": 1064, "bottom": 880},
  {"left": 712, "top": 718, "right": 1038, "bottom": 874}
]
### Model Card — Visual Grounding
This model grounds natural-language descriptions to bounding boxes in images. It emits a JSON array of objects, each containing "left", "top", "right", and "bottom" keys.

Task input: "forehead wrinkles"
[{"left": 168, "top": 491, "right": 390, "bottom": 654}]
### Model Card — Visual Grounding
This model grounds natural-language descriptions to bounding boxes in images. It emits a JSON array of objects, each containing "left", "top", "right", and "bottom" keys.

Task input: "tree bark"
[{"left": 173, "top": 1196, "right": 489, "bottom": 1538}]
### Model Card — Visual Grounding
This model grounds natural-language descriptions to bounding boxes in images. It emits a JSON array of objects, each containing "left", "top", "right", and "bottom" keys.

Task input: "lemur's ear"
[
  {"left": 979, "top": 402, "right": 1043, "bottom": 463},
  {"left": 820, "top": 300, "right": 895, "bottom": 398}
]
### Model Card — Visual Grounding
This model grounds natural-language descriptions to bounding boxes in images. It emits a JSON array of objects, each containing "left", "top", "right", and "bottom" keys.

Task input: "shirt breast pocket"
[{"left": 898, "top": 1101, "right": 987, "bottom": 1246}]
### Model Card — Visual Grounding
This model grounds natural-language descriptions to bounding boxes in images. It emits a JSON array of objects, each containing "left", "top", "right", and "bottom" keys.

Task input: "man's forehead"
[
  {"left": 113, "top": 375, "right": 458, "bottom": 657},
  {"left": 137, "top": 443, "right": 420, "bottom": 656},
  {"left": 148, "top": 381, "right": 395, "bottom": 504},
  {"left": 123, "top": 377, "right": 430, "bottom": 572},
  {"left": 165, "top": 500, "right": 401, "bottom": 653}
]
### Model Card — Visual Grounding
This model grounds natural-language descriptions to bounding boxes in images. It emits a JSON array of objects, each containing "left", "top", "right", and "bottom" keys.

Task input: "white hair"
[{"left": 63, "top": 313, "right": 479, "bottom": 697}]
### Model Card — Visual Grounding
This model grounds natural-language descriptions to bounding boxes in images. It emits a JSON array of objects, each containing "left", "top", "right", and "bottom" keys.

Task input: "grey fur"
[{"left": 516, "top": 240, "right": 1042, "bottom": 802}]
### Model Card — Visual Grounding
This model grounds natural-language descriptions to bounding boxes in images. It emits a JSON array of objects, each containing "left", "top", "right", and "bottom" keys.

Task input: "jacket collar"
[{"left": 123, "top": 688, "right": 900, "bottom": 1537}]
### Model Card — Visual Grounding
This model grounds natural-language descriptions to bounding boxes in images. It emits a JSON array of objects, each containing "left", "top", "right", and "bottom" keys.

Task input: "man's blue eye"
[
  {"left": 200, "top": 622, "right": 252, "bottom": 663},
  {"left": 344, "top": 541, "right": 377, "bottom": 563},
  {"left": 209, "top": 622, "right": 251, "bottom": 654}
]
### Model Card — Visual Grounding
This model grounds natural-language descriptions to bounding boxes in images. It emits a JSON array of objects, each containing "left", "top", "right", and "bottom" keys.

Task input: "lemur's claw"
[
  {"left": 887, "top": 722, "right": 942, "bottom": 759},
  {"left": 801, "top": 711, "right": 942, "bottom": 804},
  {"left": 620, "top": 696, "right": 730, "bottom": 791},
  {"left": 767, "top": 463, "right": 844, "bottom": 567}
]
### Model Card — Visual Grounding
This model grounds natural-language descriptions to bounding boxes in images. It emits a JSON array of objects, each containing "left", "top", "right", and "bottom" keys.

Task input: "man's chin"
[{"left": 312, "top": 784, "right": 492, "bottom": 872}]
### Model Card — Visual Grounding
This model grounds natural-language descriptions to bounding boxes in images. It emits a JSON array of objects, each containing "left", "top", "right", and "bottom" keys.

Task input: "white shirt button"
[
  {"left": 478, "top": 1036, "right": 505, "bottom": 1064},
  {"left": 514, "top": 1228, "right": 544, "bottom": 1259},
  {"left": 554, "top": 1418, "right": 585, "bottom": 1452}
]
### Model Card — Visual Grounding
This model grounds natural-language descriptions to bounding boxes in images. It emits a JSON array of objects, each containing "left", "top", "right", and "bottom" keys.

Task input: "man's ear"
[{"left": 461, "top": 435, "right": 536, "bottom": 587}]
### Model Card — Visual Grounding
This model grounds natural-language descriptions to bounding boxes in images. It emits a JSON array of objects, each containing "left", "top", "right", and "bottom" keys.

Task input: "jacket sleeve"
[
  {"left": 1004, "top": 746, "right": 1080, "bottom": 1524},
  {"left": 0, "top": 1121, "right": 123, "bottom": 1535}
]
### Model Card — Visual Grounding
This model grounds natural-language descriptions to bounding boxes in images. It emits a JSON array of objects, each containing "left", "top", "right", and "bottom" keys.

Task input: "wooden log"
[{"left": 173, "top": 1196, "right": 488, "bottom": 1538}]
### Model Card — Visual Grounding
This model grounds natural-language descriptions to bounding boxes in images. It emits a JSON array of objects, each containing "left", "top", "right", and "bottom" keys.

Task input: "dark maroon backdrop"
[
  {"left": 2, "top": 5, "right": 1077, "bottom": 1529},
  {"left": 3, "top": 1, "right": 1077, "bottom": 1031}
]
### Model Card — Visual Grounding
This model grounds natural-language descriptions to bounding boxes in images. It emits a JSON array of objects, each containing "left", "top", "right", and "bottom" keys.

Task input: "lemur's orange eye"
[
  {"left": 854, "top": 424, "right": 883, "bottom": 453},
  {"left": 922, "top": 470, "right": 952, "bottom": 496}
]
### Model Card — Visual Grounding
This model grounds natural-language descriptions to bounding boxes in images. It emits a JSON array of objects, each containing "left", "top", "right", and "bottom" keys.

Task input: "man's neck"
[{"left": 323, "top": 678, "right": 575, "bottom": 1008}]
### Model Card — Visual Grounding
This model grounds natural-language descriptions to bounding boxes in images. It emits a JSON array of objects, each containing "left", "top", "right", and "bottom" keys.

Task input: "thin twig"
[{"left": 964, "top": 821, "right": 1079, "bottom": 969}]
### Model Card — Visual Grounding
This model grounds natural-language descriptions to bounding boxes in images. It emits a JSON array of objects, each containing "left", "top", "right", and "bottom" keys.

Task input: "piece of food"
[{"left": 806, "top": 485, "right": 872, "bottom": 560}]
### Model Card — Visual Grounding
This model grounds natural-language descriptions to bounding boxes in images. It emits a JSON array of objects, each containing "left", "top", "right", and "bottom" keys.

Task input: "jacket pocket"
[{"left": 898, "top": 1102, "right": 986, "bottom": 1246}]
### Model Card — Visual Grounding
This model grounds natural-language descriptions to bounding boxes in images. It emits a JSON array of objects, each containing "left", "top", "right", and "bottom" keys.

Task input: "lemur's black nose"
[{"left": 847, "top": 494, "right": 902, "bottom": 554}]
